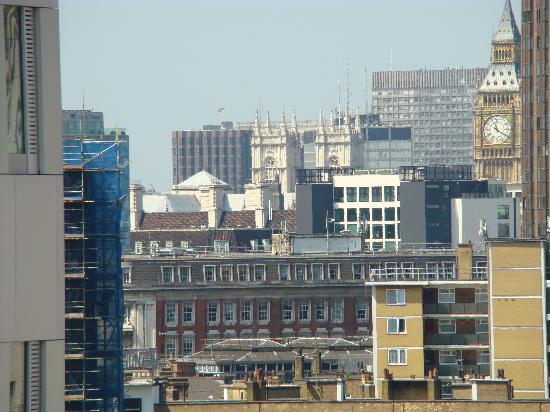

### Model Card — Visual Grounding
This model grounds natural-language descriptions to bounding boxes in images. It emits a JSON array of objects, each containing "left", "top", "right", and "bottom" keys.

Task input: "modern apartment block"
[
  {"left": 0, "top": 1, "right": 64, "bottom": 411},
  {"left": 172, "top": 127, "right": 252, "bottom": 193},
  {"left": 368, "top": 239, "right": 549, "bottom": 399},
  {"left": 372, "top": 67, "right": 487, "bottom": 166},
  {"left": 63, "top": 114, "right": 126, "bottom": 409},
  {"left": 363, "top": 126, "right": 413, "bottom": 169},
  {"left": 521, "top": 0, "right": 549, "bottom": 237}
]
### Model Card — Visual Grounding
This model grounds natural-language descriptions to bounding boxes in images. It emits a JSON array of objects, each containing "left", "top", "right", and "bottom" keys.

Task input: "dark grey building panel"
[
  {"left": 296, "top": 183, "right": 334, "bottom": 235},
  {"left": 399, "top": 181, "right": 427, "bottom": 246}
]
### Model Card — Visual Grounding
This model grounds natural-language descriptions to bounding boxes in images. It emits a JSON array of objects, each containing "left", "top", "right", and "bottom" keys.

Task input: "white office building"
[{"left": 0, "top": 1, "right": 64, "bottom": 410}]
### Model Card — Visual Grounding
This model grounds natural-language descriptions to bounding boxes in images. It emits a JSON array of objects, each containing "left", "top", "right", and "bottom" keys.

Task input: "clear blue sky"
[{"left": 59, "top": 0, "right": 520, "bottom": 192}]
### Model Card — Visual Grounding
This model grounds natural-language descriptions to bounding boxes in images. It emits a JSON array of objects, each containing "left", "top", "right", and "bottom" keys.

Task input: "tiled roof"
[
  {"left": 219, "top": 211, "right": 256, "bottom": 228},
  {"left": 139, "top": 212, "right": 208, "bottom": 230},
  {"left": 268, "top": 210, "right": 296, "bottom": 232}
]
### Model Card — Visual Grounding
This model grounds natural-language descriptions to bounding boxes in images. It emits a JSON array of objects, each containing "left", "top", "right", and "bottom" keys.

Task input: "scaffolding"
[{"left": 63, "top": 133, "right": 126, "bottom": 411}]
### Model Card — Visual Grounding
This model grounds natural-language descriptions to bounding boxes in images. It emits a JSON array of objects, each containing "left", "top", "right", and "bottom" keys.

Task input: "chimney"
[
  {"left": 457, "top": 243, "right": 473, "bottom": 280},
  {"left": 294, "top": 349, "right": 304, "bottom": 381},
  {"left": 311, "top": 349, "right": 321, "bottom": 375},
  {"left": 130, "top": 182, "right": 144, "bottom": 230}
]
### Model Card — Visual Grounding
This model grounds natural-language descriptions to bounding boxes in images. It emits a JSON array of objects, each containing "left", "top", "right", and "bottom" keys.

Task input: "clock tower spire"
[{"left": 473, "top": 0, "right": 521, "bottom": 184}]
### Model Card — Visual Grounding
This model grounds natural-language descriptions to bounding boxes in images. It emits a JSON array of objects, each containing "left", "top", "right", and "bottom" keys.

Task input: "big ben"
[{"left": 474, "top": 0, "right": 521, "bottom": 183}]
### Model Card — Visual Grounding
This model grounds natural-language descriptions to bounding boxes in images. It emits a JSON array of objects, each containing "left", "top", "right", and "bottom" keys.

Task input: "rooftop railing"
[{"left": 368, "top": 267, "right": 487, "bottom": 282}]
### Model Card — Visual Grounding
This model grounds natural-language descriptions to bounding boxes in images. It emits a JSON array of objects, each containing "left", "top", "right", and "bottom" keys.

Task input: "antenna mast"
[
  {"left": 363, "top": 66, "right": 368, "bottom": 114},
  {"left": 337, "top": 78, "right": 341, "bottom": 126}
]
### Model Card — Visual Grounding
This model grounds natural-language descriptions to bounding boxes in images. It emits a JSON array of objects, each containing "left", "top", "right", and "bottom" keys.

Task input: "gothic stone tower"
[
  {"left": 474, "top": 0, "right": 521, "bottom": 183},
  {"left": 251, "top": 110, "right": 302, "bottom": 193},
  {"left": 315, "top": 109, "right": 363, "bottom": 169}
]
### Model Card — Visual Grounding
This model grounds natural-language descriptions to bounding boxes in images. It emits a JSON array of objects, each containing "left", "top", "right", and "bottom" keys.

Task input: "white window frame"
[
  {"left": 388, "top": 348, "right": 407, "bottom": 365},
  {"left": 475, "top": 318, "right": 488, "bottom": 334},
  {"left": 178, "top": 266, "right": 191, "bottom": 283},
  {"left": 165, "top": 336, "right": 178, "bottom": 356},
  {"left": 356, "top": 299, "right": 368, "bottom": 323},
  {"left": 282, "top": 299, "right": 294, "bottom": 322},
  {"left": 237, "top": 265, "right": 250, "bottom": 282},
  {"left": 327, "top": 263, "right": 340, "bottom": 280},
  {"left": 311, "top": 263, "right": 324, "bottom": 281},
  {"left": 298, "top": 300, "right": 310, "bottom": 322},
  {"left": 385, "top": 262, "right": 398, "bottom": 274},
  {"left": 477, "top": 350, "right": 490, "bottom": 365},
  {"left": 149, "top": 241, "right": 159, "bottom": 256},
  {"left": 220, "top": 265, "right": 233, "bottom": 282},
  {"left": 223, "top": 302, "right": 236, "bottom": 324},
  {"left": 161, "top": 266, "right": 174, "bottom": 283},
  {"left": 315, "top": 299, "right": 327, "bottom": 321},
  {"left": 240, "top": 300, "right": 252, "bottom": 323},
  {"left": 165, "top": 302, "right": 178, "bottom": 326},
  {"left": 182, "top": 302, "right": 194, "bottom": 325},
  {"left": 386, "top": 289, "right": 406, "bottom": 306},
  {"left": 207, "top": 302, "right": 219, "bottom": 325},
  {"left": 332, "top": 299, "right": 344, "bottom": 323},
  {"left": 352, "top": 263, "right": 364, "bottom": 280},
  {"left": 214, "top": 239, "right": 230, "bottom": 253},
  {"left": 253, "top": 264, "right": 266, "bottom": 282},
  {"left": 387, "top": 317, "right": 406, "bottom": 334},
  {"left": 441, "top": 261, "right": 455, "bottom": 278},
  {"left": 257, "top": 301, "right": 270, "bottom": 324},
  {"left": 438, "top": 319, "right": 456, "bottom": 334},
  {"left": 134, "top": 241, "right": 143, "bottom": 254},
  {"left": 475, "top": 287, "right": 488, "bottom": 303},
  {"left": 278, "top": 264, "right": 291, "bottom": 281},
  {"left": 182, "top": 336, "right": 194, "bottom": 355},
  {"left": 439, "top": 350, "right": 458, "bottom": 365},
  {"left": 203, "top": 265, "right": 216, "bottom": 282},
  {"left": 165, "top": 241, "right": 173, "bottom": 249},
  {"left": 401, "top": 262, "right": 414, "bottom": 277},
  {"left": 295, "top": 264, "right": 308, "bottom": 281},
  {"left": 438, "top": 288, "right": 455, "bottom": 304},
  {"left": 180, "top": 240, "right": 190, "bottom": 249}
]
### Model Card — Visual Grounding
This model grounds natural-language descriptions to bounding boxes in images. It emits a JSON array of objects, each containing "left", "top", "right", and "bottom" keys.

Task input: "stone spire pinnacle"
[
  {"left": 493, "top": 0, "right": 520, "bottom": 43},
  {"left": 318, "top": 108, "right": 325, "bottom": 134},
  {"left": 265, "top": 109, "right": 272, "bottom": 131},
  {"left": 280, "top": 109, "right": 287, "bottom": 134},
  {"left": 291, "top": 109, "right": 298, "bottom": 133},
  {"left": 329, "top": 110, "right": 334, "bottom": 132},
  {"left": 355, "top": 107, "right": 362, "bottom": 133},
  {"left": 254, "top": 109, "right": 261, "bottom": 135}
]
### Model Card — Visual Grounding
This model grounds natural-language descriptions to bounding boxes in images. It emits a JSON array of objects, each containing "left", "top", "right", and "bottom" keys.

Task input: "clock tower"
[{"left": 474, "top": 0, "right": 521, "bottom": 183}]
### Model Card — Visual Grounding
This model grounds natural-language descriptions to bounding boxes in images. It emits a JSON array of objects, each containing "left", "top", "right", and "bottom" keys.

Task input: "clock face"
[{"left": 483, "top": 115, "right": 511, "bottom": 145}]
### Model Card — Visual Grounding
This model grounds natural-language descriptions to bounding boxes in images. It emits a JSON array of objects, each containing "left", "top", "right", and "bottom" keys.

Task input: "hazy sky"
[{"left": 59, "top": 0, "right": 520, "bottom": 191}]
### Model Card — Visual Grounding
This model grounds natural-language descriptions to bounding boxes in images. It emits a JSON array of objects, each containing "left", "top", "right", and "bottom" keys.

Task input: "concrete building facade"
[
  {"left": 372, "top": 67, "right": 487, "bottom": 166},
  {"left": 0, "top": 1, "right": 64, "bottom": 410}
]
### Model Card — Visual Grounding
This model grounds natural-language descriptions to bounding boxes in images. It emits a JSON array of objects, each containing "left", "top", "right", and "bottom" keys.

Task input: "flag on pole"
[{"left": 217, "top": 107, "right": 225, "bottom": 113}]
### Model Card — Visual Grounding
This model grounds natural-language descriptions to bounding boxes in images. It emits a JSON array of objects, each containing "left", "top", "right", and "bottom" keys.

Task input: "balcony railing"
[
  {"left": 426, "top": 363, "right": 490, "bottom": 377},
  {"left": 123, "top": 348, "right": 158, "bottom": 371},
  {"left": 424, "top": 333, "right": 488, "bottom": 346},
  {"left": 423, "top": 303, "right": 488, "bottom": 315},
  {"left": 368, "top": 267, "right": 488, "bottom": 282}
]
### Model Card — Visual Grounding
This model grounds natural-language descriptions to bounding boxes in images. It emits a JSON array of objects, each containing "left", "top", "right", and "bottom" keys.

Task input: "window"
[
  {"left": 240, "top": 301, "right": 251, "bottom": 322},
  {"left": 385, "top": 224, "right": 395, "bottom": 239},
  {"left": 384, "top": 186, "right": 395, "bottom": 202},
  {"left": 441, "top": 262, "right": 454, "bottom": 278},
  {"left": 372, "top": 187, "right": 382, "bottom": 202},
  {"left": 359, "top": 208, "right": 369, "bottom": 221},
  {"left": 253, "top": 265, "right": 265, "bottom": 282},
  {"left": 183, "top": 303, "right": 194, "bottom": 324},
  {"left": 165, "top": 303, "right": 177, "bottom": 325},
  {"left": 178, "top": 266, "right": 191, "bottom": 283},
  {"left": 332, "top": 299, "right": 343, "bottom": 323},
  {"left": 477, "top": 350, "right": 490, "bottom": 364},
  {"left": 387, "top": 318, "right": 406, "bottom": 334},
  {"left": 150, "top": 241, "right": 159, "bottom": 255},
  {"left": 439, "top": 350, "right": 457, "bottom": 365},
  {"left": 165, "top": 241, "right": 173, "bottom": 249},
  {"left": 328, "top": 264, "right": 339, "bottom": 280},
  {"left": 162, "top": 266, "right": 174, "bottom": 283},
  {"left": 372, "top": 224, "right": 383, "bottom": 239},
  {"left": 498, "top": 223, "right": 510, "bottom": 238},
  {"left": 426, "top": 262, "right": 438, "bottom": 277},
  {"left": 279, "top": 264, "right": 291, "bottom": 281},
  {"left": 334, "top": 187, "right": 344, "bottom": 202},
  {"left": 214, "top": 240, "right": 230, "bottom": 253},
  {"left": 237, "top": 265, "right": 249, "bottom": 282},
  {"left": 475, "top": 288, "right": 488, "bottom": 303},
  {"left": 182, "top": 336, "right": 194, "bottom": 355},
  {"left": 224, "top": 302, "right": 235, "bottom": 323},
  {"left": 356, "top": 299, "right": 368, "bottom": 322},
  {"left": 334, "top": 208, "right": 344, "bottom": 222},
  {"left": 352, "top": 264, "right": 364, "bottom": 280},
  {"left": 258, "top": 301, "right": 269, "bottom": 322},
  {"left": 207, "top": 303, "right": 219, "bottom": 323},
  {"left": 282, "top": 300, "right": 293, "bottom": 321},
  {"left": 359, "top": 187, "right": 369, "bottom": 202},
  {"left": 124, "top": 305, "right": 131, "bottom": 324},
  {"left": 315, "top": 300, "right": 327, "bottom": 321},
  {"left": 347, "top": 208, "right": 357, "bottom": 221},
  {"left": 123, "top": 268, "right": 132, "bottom": 284},
  {"left": 312, "top": 264, "right": 324, "bottom": 280},
  {"left": 134, "top": 241, "right": 143, "bottom": 254},
  {"left": 438, "top": 319, "right": 456, "bottom": 334},
  {"left": 203, "top": 265, "right": 216, "bottom": 282},
  {"left": 371, "top": 208, "right": 382, "bottom": 221},
  {"left": 497, "top": 205, "right": 510, "bottom": 219},
  {"left": 438, "top": 288, "right": 455, "bottom": 303},
  {"left": 180, "top": 240, "right": 190, "bottom": 249},
  {"left": 299, "top": 300, "right": 310, "bottom": 321},
  {"left": 165, "top": 337, "right": 178, "bottom": 356},
  {"left": 386, "top": 289, "right": 406, "bottom": 305},
  {"left": 384, "top": 207, "right": 395, "bottom": 221},
  {"left": 388, "top": 348, "right": 407, "bottom": 365},
  {"left": 475, "top": 319, "right": 488, "bottom": 334},
  {"left": 295, "top": 264, "right": 307, "bottom": 281},
  {"left": 220, "top": 265, "right": 233, "bottom": 282},
  {"left": 346, "top": 187, "right": 357, "bottom": 202}
]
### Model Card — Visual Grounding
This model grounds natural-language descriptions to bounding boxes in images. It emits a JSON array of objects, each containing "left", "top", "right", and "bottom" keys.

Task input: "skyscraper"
[
  {"left": 0, "top": 2, "right": 64, "bottom": 410},
  {"left": 372, "top": 67, "right": 487, "bottom": 166},
  {"left": 521, "top": 0, "right": 549, "bottom": 237}
]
